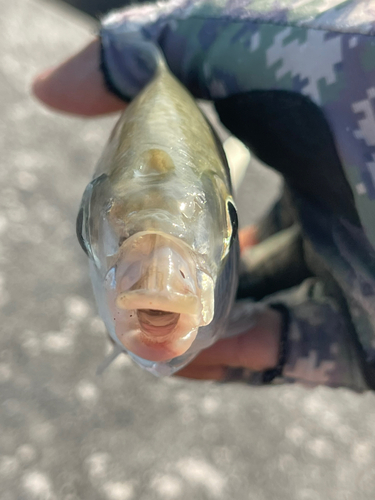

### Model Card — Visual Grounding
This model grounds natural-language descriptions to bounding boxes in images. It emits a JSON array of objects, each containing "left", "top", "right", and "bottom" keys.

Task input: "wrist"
[{"left": 262, "top": 303, "right": 290, "bottom": 383}]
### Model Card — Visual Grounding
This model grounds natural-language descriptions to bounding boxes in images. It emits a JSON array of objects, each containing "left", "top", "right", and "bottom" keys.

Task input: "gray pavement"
[{"left": 1, "top": 1, "right": 375, "bottom": 499}]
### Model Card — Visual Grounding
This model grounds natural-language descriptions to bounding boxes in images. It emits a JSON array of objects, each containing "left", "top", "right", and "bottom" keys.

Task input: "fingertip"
[{"left": 187, "top": 308, "right": 282, "bottom": 371}]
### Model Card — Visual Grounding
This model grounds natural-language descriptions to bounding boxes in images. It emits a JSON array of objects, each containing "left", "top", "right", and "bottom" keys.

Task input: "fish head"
[{"left": 78, "top": 145, "right": 238, "bottom": 363}]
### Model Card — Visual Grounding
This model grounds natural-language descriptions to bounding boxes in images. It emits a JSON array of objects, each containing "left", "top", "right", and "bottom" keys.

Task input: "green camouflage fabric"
[
  {"left": 100, "top": 1, "right": 375, "bottom": 391},
  {"left": 237, "top": 209, "right": 368, "bottom": 391}
]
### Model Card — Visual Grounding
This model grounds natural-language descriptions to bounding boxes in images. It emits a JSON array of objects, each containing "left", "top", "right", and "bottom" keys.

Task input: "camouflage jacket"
[{"left": 100, "top": 1, "right": 375, "bottom": 391}]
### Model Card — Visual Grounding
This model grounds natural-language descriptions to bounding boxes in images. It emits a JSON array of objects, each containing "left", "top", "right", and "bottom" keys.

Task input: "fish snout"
[{"left": 109, "top": 233, "right": 214, "bottom": 361}]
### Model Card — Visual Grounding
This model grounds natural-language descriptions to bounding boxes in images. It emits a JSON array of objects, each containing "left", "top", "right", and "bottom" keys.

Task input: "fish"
[{"left": 76, "top": 42, "right": 240, "bottom": 376}]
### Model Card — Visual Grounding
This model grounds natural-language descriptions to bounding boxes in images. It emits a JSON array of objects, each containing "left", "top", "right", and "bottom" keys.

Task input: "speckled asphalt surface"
[{"left": 1, "top": 1, "right": 375, "bottom": 499}]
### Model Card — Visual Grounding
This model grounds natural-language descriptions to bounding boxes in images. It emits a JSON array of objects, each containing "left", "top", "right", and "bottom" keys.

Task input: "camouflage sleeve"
[
  {"left": 254, "top": 189, "right": 296, "bottom": 244},
  {"left": 232, "top": 231, "right": 368, "bottom": 391},
  {"left": 100, "top": 0, "right": 375, "bottom": 250},
  {"left": 227, "top": 278, "right": 368, "bottom": 391},
  {"left": 237, "top": 223, "right": 312, "bottom": 301},
  {"left": 262, "top": 279, "right": 368, "bottom": 392}
]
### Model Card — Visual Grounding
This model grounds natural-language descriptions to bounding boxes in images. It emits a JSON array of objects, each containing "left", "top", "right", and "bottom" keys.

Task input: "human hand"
[{"left": 175, "top": 305, "right": 281, "bottom": 381}]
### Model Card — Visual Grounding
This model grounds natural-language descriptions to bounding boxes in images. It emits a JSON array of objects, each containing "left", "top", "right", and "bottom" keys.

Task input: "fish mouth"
[
  {"left": 137, "top": 309, "right": 180, "bottom": 338},
  {"left": 108, "top": 231, "right": 215, "bottom": 361}
]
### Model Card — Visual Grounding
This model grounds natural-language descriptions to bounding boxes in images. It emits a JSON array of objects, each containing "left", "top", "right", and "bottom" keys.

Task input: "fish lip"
[
  {"left": 118, "top": 325, "right": 198, "bottom": 362},
  {"left": 115, "top": 230, "right": 213, "bottom": 278},
  {"left": 129, "top": 341, "right": 181, "bottom": 362},
  {"left": 116, "top": 291, "right": 201, "bottom": 316}
]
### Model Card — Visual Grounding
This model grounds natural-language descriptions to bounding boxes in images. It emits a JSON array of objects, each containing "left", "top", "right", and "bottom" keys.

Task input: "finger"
[
  {"left": 189, "top": 308, "right": 281, "bottom": 371},
  {"left": 32, "top": 39, "right": 127, "bottom": 116},
  {"left": 175, "top": 365, "right": 226, "bottom": 381},
  {"left": 239, "top": 225, "right": 258, "bottom": 252}
]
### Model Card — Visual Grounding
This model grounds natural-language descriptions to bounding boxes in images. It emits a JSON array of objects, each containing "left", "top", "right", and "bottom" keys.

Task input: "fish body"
[{"left": 77, "top": 50, "right": 239, "bottom": 376}]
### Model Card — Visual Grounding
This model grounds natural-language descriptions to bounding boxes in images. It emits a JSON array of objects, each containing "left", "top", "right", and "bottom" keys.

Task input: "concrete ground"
[{"left": 1, "top": 1, "right": 375, "bottom": 499}]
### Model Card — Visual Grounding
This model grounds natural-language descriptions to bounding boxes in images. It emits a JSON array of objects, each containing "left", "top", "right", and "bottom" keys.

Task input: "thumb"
[{"left": 32, "top": 38, "right": 126, "bottom": 116}]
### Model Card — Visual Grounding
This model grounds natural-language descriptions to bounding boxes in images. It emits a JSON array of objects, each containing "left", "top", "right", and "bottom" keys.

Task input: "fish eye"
[{"left": 227, "top": 200, "right": 238, "bottom": 242}]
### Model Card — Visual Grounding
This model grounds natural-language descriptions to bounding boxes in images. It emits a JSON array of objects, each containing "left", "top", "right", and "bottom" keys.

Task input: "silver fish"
[{"left": 77, "top": 46, "right": 239, "bottom": 376}]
